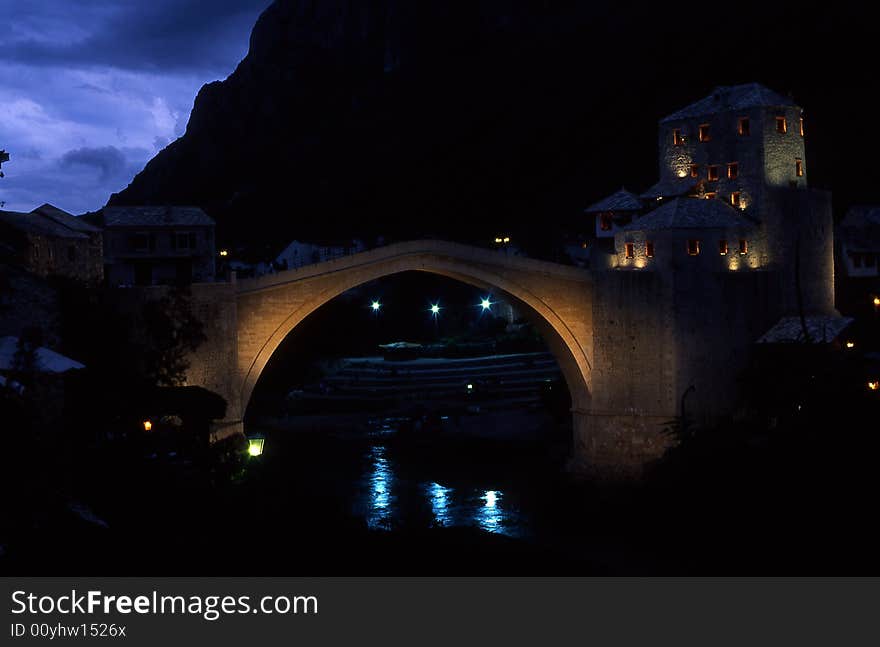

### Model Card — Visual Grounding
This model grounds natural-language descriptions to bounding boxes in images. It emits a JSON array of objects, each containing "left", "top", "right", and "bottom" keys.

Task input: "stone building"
[
  {"left": 89, "top": 206, "right": 216, "bottom": 286},
  {"left": 579, "top": 82, "right": 841, "bottom": 451},
  {"left": 0, "top": 204, "right": 103, "bottom": 284}
]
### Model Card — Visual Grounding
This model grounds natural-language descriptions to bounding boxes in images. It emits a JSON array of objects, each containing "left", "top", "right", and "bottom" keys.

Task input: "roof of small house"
[
  {"left": 0, "top": 209, "right": 88, "bottom": 240},
  {"left": 838, "top": 205, "right": 880, "bottom": 249},
  {"left": 661, "top": 83, "right": 798, "bottom": 123},
  {"left": 99, "top": 205, "right": 215, "bottom": 228},
  {"left": 584, "top": 188, "right": 642, "bottom": 214},
  {"left": 640, "top": 179, "right": 693, "bottom": 200},
  {"left": 31, "top": 203, "right": 101, "bottom": 234},
  {"left": 757, "top": 316, "right": 854, "bottom": 344},
  {"left": 624, "top": 197, "right": 753, "bottom": 232},
  {"left": 0, "top": 336, "right": 85, "bottom": 372}
]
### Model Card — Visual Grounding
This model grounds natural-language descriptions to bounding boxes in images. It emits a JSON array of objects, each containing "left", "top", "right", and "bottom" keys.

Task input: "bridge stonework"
[{"left": 183, "top": 240, "right": 787, "bottom": 479}]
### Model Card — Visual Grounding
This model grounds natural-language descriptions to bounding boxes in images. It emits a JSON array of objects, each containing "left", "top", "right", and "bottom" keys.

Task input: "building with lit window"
[{"left": 582, "top": 83, "right": 842, "bottom": 430}]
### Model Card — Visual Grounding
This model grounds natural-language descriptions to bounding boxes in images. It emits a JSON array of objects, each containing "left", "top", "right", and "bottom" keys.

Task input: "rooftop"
[
  {"left": 624, "top": 197, "right": 753, "bottom": 232},
  {"left": 661, "top": 83, "right": 798, "bottom": 123},
  {"left": 100, "top": 205, "right": 215, "bottom": 228},
  {"left": 757, "top": 316, "right": 854, "bottom": 344},
  {"left": 584, "top": 188, "right": 642, "bottom": 214},
  {"left": 31, "top": 203, "right": 101, "bottom": 234},
  {"left": 838, "top": 205, "right": 880, "bottom": 249},
  {"left": 0, "top": 209, "right": 88, "bottom": 240}
]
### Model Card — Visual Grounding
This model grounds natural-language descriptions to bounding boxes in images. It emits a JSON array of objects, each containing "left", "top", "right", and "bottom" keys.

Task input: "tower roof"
[
  {"left": 584, "top": 188, "right": 642, "bottom": 213},
  {"left": 661, "top": 83, "right": 798, "bottom": 123},
  {"left": 624, "top": 197, "right": 753, "bottom": 231}
]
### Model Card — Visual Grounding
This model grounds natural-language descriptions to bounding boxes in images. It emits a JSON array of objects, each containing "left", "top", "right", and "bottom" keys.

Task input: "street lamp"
[
  {"left": 430, "top": 303, "right": 441, "bottom": 316},
  {"left": 370, "top": 300, "right": 381, "bottom": 312},
  {"left": 247, "top": 434, "right": 265, "bottom": 457},
  {"left": 480, "top": 297, "right": 492, "bottom": 311}
]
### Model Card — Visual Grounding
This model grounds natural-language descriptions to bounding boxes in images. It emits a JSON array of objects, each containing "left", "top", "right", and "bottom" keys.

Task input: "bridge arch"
[{"left": 233, "top": 241, "right": 594, "bottom": 422}]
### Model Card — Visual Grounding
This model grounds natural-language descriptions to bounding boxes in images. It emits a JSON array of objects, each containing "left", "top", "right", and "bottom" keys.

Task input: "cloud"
[
  {"left": 0, "top": 1, "right": 271, "bottom": 213},
  {"left": 4, "top": 0, "right": 272, "bottom": 74},
  {"left": 59, "top": 146, "right": 128, "bottom": 181}
]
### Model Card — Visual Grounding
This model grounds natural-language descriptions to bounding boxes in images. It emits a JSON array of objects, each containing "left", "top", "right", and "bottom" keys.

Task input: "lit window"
[
  {"left": 673, "top": 129, "right": 684, "bottom": 145},
  {"left": 796, "top": 158, "right": 804, "bottom": 177},
  {"left": 707, "top": 165, "right": 719, "bottom": 181},
  {"left": 719, "top": 239, "right": 728, "bottom": 255},
  {"left": 690, "top": 164, "right": 699, "bottom": 178},
  {"left": 599, "top": 213, "right": 613, "bottom": 231},
  {"left": 738, "top": 117, "right": 750, "bottom": 136},
  {"left": 730, "top": 192, "right": 741, "bottom": 207},
  {"left": 739, "top": 239, "right": 748, "bottom": 255},
  {"left": 727, "top": 162, "right": 739, "bottom": 179},
  {"left": 624, "top": 242, "right": 634, "bottom": 259},
  {"left": 645, "top": 241, "right": 654, "bottom": 258},
  {"left": 687, "top": 239, "right": 700, "bottom": 256},
  {"left": 799, "top": 116, "right": 805, "bottom": 137},
  {"left": 776, "top": 116, "right": 787, "bottom": 134},
  {"left": 698, "top": 124, "right": 710, "bottom": 142}
]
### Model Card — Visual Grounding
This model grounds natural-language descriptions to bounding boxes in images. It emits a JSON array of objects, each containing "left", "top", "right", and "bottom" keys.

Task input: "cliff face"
[{"left": 110, "top": 0, "right": 832, "bottom": 256}]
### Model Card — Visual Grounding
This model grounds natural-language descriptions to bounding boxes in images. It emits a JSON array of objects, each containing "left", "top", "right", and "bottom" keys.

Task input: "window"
[
  {"left": 852, "top": 253, "right": 862, "bottom": 268},
  {"left": 730, "top": 192, "right": 741, "bottom": 207},
  {"left": 727, "top": 162, "right": 739, "bottom": 179},
  {"left": 698, "top": 124, "right": 711, "bottom": 142},
  {"left": 799, "top": 116, "right": 805, "bottom": 137},
  {"left": 689, "top": 164, "right": 699, "bottom": 178},
  {"left": 130, "top": 234, "right": 150, "bottom": 251},
  {"left": 599, "top": 213, "right": 613, "bottom": 231},
  {"left": 673, "top": 128, "right": 684, "bottom": 146},
  {"left": 796, "top": 158, "right": 804, "bottom": 177},
  {"left": 645, "top": 241, "right": 655, "bottom": 258},
  {"left": 687, "top": 239, "right": 701, "bottom": 256},
  {"left": 624, "top": 242, "right": 634, "bottom": 259},
  {"left": 739, "top": 239, "right": 748, "bottom": 255},
  {"left": 173, "top": 232, "right": 197, "bottom": 250},
  {"left": 719, "top": 239, "right": 729, "bottom": 255},
  {"left": 707, "top": 165, "right": 719, "bottom": 181},
  {"left": 775, "top": 116, "right": 787, "bottom": 133},
  {"left": 738, "top": 117, "right": 750, "bottom": 136}
]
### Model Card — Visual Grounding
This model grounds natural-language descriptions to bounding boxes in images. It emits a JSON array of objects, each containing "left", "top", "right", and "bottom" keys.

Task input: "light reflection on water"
[
  {"left": 365, "top": 445, "right": 395, "bottom": 530},
  {"left": 357, "top": 421, "right": 521, "bottom": 537}
]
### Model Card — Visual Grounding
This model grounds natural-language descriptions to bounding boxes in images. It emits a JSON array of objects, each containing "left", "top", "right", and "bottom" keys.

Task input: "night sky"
[
  {"left": 0, "top": 0, "right": 271, "bottom": 213},
  {"left": 0, "top": 2, "right": 869, "bottom": 219}
]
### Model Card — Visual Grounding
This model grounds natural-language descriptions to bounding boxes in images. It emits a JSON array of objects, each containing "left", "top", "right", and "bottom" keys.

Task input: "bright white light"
[
  {"left": 467, "top": 383, "right": 473, "bottom": 390},
  {"left": 430, "top": 304, "right": 440, "bottom": 315},
  {"left": 371, "top": 300, "right": 381, "bottom": 312},
  {"left": 480, "top": 298, "right": 492, "bottom": 310}
]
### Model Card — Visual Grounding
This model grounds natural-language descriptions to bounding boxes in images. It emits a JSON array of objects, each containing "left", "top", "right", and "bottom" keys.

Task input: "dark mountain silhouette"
[{"left": 109, "top": 0, "right": 852, "bottom": 259}]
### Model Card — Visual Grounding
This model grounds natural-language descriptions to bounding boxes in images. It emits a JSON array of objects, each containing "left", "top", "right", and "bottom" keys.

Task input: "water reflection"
[
  {"left": 477, "top": 490, "right": 504, "bottom": 534},
  {"left": 358, "top": 419, "right": 522, "bottom": 537},
  {"left": 365, "top": 445, "right": 395, "bottom": 530},
  {"left": 426, "top": 482, "right": 453, "bottom": 527}
]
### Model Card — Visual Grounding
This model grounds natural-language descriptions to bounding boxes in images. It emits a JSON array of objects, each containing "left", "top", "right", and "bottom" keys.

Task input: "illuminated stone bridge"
[{"left": 181, "top": 238, "right": 794, "bottom": 479}]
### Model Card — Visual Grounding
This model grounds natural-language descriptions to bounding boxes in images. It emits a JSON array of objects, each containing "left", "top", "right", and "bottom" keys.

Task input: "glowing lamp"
[
  {"left": 873, "top": 297, "right": 880, "bottom": 307},
  {"left": 503, "top": 237, "right": 510, "bottom": 243},
  {"left": 467, "top": 383, "right": 474, "bottom": 392},
  {"left": 370, "top": 300, "right": 381, "bottom": 312},
  {"left": 430, "top": 304, "right": 440, "bottom": 315},
  {"left": 143, "top": 420, "right": 152, "bottom": 432},
  {"left": 480, "top": 298, "right": 492, "bottom": 310},
  {"left": 219, "top": 250, "right": 228, "bottom": 257},
  {"left": 846, "top": 341, "right": 855, "bottom": 349},
  {"left": 494, "top": 237, "right": 503, "bottom": 243},
  {"left": 869, "top": 381, "right": 879, "bottom": 392},
  {"left": 247, "top": 436, "right": 265, "bottom": 457}
]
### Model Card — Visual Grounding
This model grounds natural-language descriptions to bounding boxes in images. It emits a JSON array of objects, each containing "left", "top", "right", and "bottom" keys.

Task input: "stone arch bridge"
[{"left": 181, "top": 239, "right": 759, "bottom": 478}]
